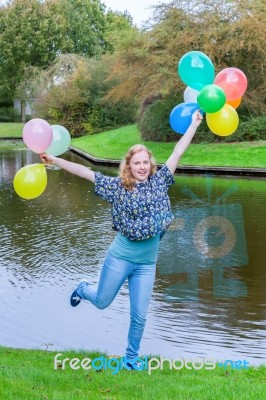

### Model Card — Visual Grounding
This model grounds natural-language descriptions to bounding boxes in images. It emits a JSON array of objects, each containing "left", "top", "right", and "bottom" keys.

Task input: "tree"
[
  {"left": 53, "top": 0, "right": 109, "bottom": 57},
  {"left": 106, "top": 0, "right": 266, "bottom": 116},
  {"left": 105, "top": 9, "right": 134, "bottom": 52},
  {"left": 33, "top": 53, "right": 137, "bottom": 135},
  {"left": 0, "top": 0, "right": 113, "bottom": 120}
]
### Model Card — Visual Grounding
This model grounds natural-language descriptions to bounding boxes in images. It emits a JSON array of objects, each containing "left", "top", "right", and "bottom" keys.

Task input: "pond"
[{"left": 0, "top": 141, "right": 265, "bottom": 365}]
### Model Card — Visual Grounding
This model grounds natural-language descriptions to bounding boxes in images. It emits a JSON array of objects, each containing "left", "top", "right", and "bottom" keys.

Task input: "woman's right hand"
[{"left": 40, "top": 153, "right": 57, "bottom": 164}]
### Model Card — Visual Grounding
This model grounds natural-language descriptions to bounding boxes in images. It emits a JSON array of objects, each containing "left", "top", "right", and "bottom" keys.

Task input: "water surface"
[{"left": 0, "top": 142, "right": 265, "bottom": 365}]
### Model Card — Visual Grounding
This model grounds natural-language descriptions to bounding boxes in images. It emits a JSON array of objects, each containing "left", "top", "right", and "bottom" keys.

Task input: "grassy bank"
[
  {"left": 1, "top": 123, "right": 265, "bottom": 168},
  {"left": 72, "top": 125, "right": 266, "bottom": 169},
  {"left": 0, "top": 347, "right": 265, "bottom": 400},
  {"left": 0, "top": 122, "right": 24, "bottom": 137}
]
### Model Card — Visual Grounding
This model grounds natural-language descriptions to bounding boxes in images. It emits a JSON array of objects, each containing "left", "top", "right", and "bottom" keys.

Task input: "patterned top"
[{"left": 94, "top": 164, "right": 175, "bottom": 241}]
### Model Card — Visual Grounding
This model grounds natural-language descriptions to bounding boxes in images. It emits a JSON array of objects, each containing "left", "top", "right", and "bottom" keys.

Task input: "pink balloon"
[
  {"left": 23, "top": 119, "right": 53, "bottom": 154},
  {"left": 214, "top": 67, "right": 248, "bottom": 101}
]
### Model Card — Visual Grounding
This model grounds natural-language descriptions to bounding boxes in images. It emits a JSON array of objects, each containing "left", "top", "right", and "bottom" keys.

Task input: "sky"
[{"left": 103, "top": 0, "right": 170, "bottom": 27}]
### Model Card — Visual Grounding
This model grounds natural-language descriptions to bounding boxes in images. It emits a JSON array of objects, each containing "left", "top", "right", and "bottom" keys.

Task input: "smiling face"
[{"left": 129, "top": 150, "right": 151, "bottom": 183}]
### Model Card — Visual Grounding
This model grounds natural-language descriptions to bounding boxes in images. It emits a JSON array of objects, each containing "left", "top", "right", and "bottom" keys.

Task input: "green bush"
[
  {"left": 139, "top": 94, "right": 266, "bottom": 143},
  {"left": 83, "top": 57, "right": 138, "bottom": 133},
  {"left": 138, "top": 92, "right": 182, "bottom": 142},
  {"left": 193, "top": 114, "right": 266, "bottom": 143},
  {"left": 89, "top": 99, "right": 138, "bottom": 133},
  {"left": 232, "top": 115, "right": 266, "bottom": 141},
  {"left": 35, "top": 86, "right": 89, "bottom": 138},
  {"left": 0, "top": 107, "right": 20, "bottom": 122}
]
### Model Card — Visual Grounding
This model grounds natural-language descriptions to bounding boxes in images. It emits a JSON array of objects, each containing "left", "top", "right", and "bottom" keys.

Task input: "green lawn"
[
  {"left": 0, "top": 347, "right": 265, "bottom": 400},
  {"left": 72, "top": 125, "right": 266, "bottom": 169},
  {"left": 0, "top": 122, "right": 24, "bottom": 137},
  {"left": 1, "top": 122, "right": 265, "bottom": 168}
]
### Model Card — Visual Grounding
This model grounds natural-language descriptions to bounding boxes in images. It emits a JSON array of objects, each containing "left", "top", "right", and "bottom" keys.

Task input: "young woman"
[{"left": 40, "top": 110, "right": 202, "bottom": 370}]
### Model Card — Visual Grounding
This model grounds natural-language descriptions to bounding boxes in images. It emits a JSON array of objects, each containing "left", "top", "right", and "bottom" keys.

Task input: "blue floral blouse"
[{"left": 94, "top": 164, "right": 175, "bottom": 241}]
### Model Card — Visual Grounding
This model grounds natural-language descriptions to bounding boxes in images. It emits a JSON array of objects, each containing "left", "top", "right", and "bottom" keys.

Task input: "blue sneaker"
[
  {"left": 70, "top": 280, "right": 88, "bottom": 307},
  {"left": 123, "top": 357, "right": 143, "bottom": 371}
]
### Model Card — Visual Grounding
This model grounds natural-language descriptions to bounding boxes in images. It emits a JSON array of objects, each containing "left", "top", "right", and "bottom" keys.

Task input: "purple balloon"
[
  {"left": 23, "top": 118, "right": 53, "bottom": 154},
  {"left": 169, "top": 103, "right": 200, "bottom": 134}
]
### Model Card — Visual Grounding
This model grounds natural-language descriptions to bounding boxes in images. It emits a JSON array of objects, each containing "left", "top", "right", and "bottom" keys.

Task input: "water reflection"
[{"left": 0, "top": 142, "right": 265, "bottom": 364}]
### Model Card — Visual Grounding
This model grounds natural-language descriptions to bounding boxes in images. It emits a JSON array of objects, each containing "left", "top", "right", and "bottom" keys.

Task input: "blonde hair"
[{"left": 119, "top": 144, "right": 156, "bottom": 191}]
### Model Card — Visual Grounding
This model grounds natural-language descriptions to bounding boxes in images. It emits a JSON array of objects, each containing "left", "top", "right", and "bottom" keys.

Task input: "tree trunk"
[{"left": 20, "top": 99, "right": 26, "bottom": 123}]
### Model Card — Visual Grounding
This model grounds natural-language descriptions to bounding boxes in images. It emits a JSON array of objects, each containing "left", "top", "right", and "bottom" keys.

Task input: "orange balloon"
[{"left": 226, "top": 97, "right": 242, "bottom": 109}]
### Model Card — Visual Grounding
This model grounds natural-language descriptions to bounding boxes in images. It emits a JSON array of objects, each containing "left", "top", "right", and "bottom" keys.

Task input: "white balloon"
[{"left": 183, "top": 87, "right": 200, "bottom": 103}]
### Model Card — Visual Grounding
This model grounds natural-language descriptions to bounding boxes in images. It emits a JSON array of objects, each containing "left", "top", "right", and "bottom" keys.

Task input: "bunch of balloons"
[
  {"left": 13, "top": 118, "right": 71, "bottom": 200},
  {"left": 169, "top": 51, "right": 248, "bottom": 136}
]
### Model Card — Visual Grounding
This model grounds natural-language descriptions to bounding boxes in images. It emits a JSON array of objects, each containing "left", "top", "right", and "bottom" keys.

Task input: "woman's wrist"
[
  {"left": 50, "top": 155, "right": 58, "bottom": 164},
  {"left": 190, "top": 123, "right": 200, "bottom": 130}
]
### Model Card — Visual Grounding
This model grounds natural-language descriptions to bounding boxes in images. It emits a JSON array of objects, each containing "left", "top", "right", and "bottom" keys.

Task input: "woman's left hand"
[{"left": 191, "top": 110, "right": 203, "bottom": 128}]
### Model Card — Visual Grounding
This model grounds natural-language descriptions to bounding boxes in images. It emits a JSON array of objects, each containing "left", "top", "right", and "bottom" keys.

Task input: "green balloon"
[
  {"left": 178, "top": 51, "right": 215, "bottom": 91},
  {"left": 46, "top": 125, "right": 71, "bottom": 156},
  {"left": 197, "top": 84, "right": 226, "bottom": 113}
]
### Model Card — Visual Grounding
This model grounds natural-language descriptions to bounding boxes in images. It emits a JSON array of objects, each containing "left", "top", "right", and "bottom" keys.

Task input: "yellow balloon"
[
  {"left": 13, "top": 163, "right": 47, "bottom": 200},
  {"left": 206, "top": 104, "right": 239, "bottom": 136}
]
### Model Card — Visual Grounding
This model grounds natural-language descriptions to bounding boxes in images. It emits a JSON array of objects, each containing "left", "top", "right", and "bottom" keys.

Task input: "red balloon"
[{"left": 214, "top": 68, "right": 248, "bottom": 101}]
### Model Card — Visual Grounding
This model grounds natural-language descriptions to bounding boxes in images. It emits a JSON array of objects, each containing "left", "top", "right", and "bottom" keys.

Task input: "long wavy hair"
[{"left": 119, "top": 144, "right": 157, "bottom": 191}]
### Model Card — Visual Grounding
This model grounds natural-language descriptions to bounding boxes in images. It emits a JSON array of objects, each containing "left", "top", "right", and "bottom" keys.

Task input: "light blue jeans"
[{"left": 77, "top": 252, "right": 156, "bottom": 360}]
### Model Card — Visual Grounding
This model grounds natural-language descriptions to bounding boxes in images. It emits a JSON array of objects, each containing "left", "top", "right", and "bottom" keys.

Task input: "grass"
[
  {"left": 0, "top": 122, "right": 24, "bottom": 137},
  {"left": 71, "top": 125, "right": 266, "bottom": 169},
  {"left": 0, "top": 347, "right": 265, "bottom": 400},
  {"left": 0, "top": 122, "right": 265, "bottom": 168}
]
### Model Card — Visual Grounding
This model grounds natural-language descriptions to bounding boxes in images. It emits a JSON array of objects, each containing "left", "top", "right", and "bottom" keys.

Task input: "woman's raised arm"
[{"left": 166, "top": 110, "right": 203, "bottom": 174}]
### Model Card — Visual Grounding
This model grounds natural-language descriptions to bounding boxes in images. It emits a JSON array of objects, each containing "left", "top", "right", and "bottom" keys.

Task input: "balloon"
[
  {"left": 169, "top": 103, "right": 200, "bottom": 134},
  {"left": 214, "top": 68, "right": 248, "bottom": 101},
  {"left": 206, "top": 104, "right": 239, "bottom": 136},
  {"left": 183, "top": 87, "right": 200, "bottom": 103},
  {"left": 13, "top": 164, "right": 47, "bottom": 200},
  {"left": 197, "top": 84, "right": 226, "bottom": 113},
  {"left": 46, "top": 125, "right": 71, "bottom": 156},
  {"left": 178, "top": 51, "right": 215, "bottom": 91},
  {"left": 226, "top": 97, "right": 242, "bottom": 109},
  {"left": 23, "top": 118, "right": 53, "bottom": 154}
]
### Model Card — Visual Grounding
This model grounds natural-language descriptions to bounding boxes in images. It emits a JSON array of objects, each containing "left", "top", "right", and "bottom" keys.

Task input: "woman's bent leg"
[
  {"left": 78, "top": 252, "right": 134, "bottom": 309},
  {"left": 125, "top": 263, "right": 156, "bottom": 360}
]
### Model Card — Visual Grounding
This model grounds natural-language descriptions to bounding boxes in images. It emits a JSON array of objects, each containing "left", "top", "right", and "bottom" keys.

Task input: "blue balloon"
[{"left": 169, "top": 103, "right": 200, "bottom": 134}]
